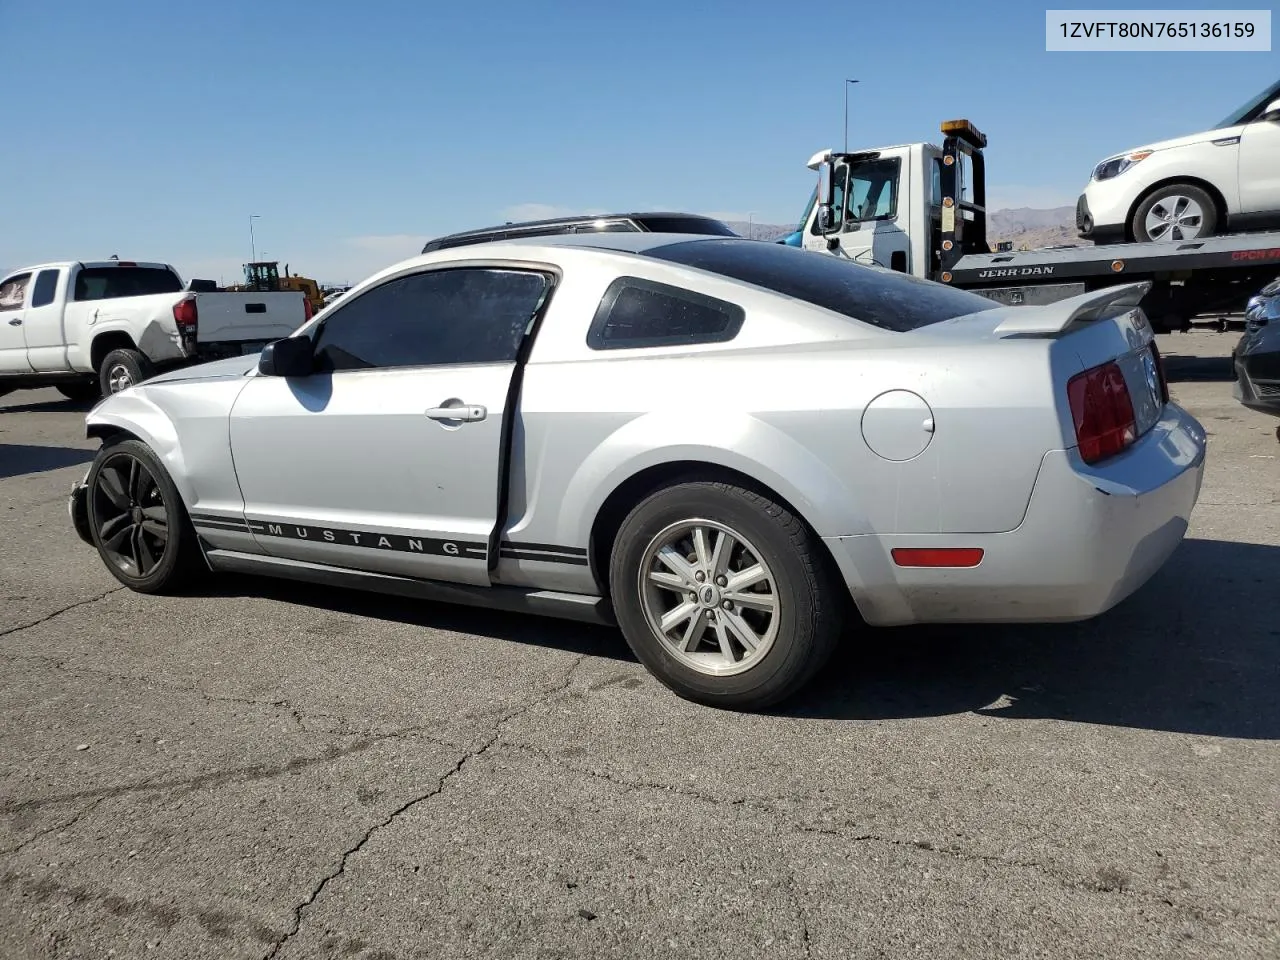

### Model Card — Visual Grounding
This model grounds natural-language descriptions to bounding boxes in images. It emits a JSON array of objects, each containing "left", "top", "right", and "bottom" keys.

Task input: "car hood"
[
  {"left": 143, "top": 354, "right": 259, "bottom": 385},
  {"left": 1100, "top": 126, "right": 1242, "bottom": 162}
]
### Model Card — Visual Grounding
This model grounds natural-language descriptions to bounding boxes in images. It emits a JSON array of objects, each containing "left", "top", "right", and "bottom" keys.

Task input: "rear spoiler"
[{"left": 990, "top": 281, "right": 1152, "bottom": 337}]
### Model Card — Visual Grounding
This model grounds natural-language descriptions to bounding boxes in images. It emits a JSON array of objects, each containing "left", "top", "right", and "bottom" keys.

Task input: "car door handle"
[
  {"left": 425, "top": 403, "right": 486, "bottom": 422},
  {"left": 7, "top": 318, "right": 20, "bottom": 326}
]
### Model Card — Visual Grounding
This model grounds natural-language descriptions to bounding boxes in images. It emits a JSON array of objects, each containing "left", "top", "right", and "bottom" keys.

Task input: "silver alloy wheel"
[
  {"left": 1144, "top": 194, "right": 1205, "bottom": 241},
  {"left": 636, "top": 518, "right": 780, "bottom": 677},
  {"left": 107, "top": 363, "right": 134, "bottom": 393}
]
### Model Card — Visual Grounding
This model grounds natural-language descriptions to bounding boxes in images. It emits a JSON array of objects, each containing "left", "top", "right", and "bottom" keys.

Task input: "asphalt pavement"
[{"left": 1, "top": 330, "right": 1277, "bottom": 960}]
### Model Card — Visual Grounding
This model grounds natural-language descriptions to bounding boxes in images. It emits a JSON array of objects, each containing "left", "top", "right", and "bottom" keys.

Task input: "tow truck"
[{"left": 794, "top": 118, "right": 1280, "bottom": 331}]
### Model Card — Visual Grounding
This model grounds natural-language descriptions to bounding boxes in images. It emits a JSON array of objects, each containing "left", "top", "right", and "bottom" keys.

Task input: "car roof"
[{"left": 420, "top": 212, "right": 735, "bottom": 253}]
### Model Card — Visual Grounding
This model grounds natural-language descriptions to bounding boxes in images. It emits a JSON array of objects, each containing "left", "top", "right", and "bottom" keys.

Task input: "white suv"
[{"left": 1077, "top": 79, "right": 1280, "bottom": 244}]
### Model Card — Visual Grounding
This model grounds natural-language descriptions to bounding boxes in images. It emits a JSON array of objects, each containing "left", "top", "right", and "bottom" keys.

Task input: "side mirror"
[
  {"left": 258, "top": 335, "right": 315, "bottom": 377},
  {"left": 816, "top": 202, "right": 835, "bottom": 234},
  {"left": 1262, "top": 98, "right": 1280, "bottom": 121}
]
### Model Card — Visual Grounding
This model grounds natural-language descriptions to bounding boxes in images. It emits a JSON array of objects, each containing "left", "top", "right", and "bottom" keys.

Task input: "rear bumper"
[{"left": 826, "top": 402, "right": 1207, "bottom": 626}]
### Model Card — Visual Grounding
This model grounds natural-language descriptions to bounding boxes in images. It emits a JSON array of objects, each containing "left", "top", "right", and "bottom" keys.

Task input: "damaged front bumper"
[{"left": 68, "top": 473, "right": 93, "bottom": 546}]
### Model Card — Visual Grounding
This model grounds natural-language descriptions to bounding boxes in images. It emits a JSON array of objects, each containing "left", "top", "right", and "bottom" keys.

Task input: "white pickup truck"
[{"left": 0, "top": 259, "right": 310, "bottom": 403}]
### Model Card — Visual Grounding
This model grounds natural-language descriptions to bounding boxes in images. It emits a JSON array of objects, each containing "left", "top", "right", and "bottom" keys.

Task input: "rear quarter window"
[
  {"left": 644, "top": 238, "right": 999, "bottom": 332},
  {"left": 73, "top": 267, "right": 183, "bottom": 301},
  {"left": 586, "top": 277, "right": 744, "bottom": 350}
]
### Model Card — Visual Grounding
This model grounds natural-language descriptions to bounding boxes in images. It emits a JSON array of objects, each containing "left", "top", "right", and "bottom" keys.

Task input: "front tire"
[
  {"left": 85, "top": 438, "right": 204, "bottom": 593},
  {"left": 1131, "top": 183, "right": 1218, "bottom": 242},
  {"left": 608, "top": 481, "right": 844, "bottom": 710},
  {"left": 98, "top": 348, "right": 156, "bottom": 397}
]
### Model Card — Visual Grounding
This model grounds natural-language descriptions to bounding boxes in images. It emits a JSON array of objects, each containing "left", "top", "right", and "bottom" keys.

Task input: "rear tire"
[
  {"left": 608, "top": 481, "right": 844, "bottom": 710},
  {"left": 57, "top": 380, "right": 101, "bottom": 403},
  {"left": 1131, "top": 183, "right": 1218, "bottom": 242},
  {"left": 85, "top": 437, "right": 205, "bottom": 594},
  {"left": 98, "top": 348, "right": 156, "bottom": 397}
]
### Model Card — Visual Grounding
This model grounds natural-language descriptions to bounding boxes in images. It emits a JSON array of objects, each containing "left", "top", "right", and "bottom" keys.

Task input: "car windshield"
[
  {"left": 1214, "top": 77, "right": 1280, "bottom": 128},
  {"left": 642, "top": 238, "right": 999, "bottom": 333}
]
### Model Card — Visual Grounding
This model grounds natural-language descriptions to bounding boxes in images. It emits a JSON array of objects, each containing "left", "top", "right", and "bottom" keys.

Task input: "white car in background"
[{"left": 1077, "top": 78, "right": 1280, "bottom": 244}]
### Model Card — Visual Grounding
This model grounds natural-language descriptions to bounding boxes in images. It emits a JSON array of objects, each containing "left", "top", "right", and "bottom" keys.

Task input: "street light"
[
  {"left": 249, "top": 215, "right": 261, "bottom": 263},
  {"left": 843, "top": 79, "right": 860, "bottom": 153}
]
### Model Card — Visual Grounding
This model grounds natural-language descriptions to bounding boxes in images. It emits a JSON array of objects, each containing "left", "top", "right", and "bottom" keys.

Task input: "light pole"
[
  {"left": 249, "top": 215, "right": 261, "bottom": 263},
  {"left": 843, "top": 79, "right": 860, "bottom": 153}
]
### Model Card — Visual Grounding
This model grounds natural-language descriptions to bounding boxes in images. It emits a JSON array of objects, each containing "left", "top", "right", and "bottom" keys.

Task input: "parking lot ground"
[{"left": 1, "top": 329, "right": 1277, "bottom": 960}]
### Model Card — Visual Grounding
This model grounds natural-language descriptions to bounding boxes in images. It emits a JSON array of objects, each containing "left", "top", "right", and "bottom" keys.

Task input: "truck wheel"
[
  {"left": 84, "top": 437, "right": 204, "bottom": 593},
  {"left": 1131, "top": 183, "right": 1218, "bottom": 242},
  {"left": 608, "top": 480, "right": 844, "bottom": 711},
  {"left": 99, "top": 348, "right": 156, "bottom": 397},
  {"left": 57, "top": 381, "right": 101, "bottom": 403}
]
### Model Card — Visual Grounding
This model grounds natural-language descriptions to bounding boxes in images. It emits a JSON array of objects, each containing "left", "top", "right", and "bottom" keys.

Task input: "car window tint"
[
  {"left": 587, "top": 277, "right": 744, "bottom": 350},
  {"left": 643, "top": 238, "right": 998, "bottom": 332},
  {"left": 31, "top": 269, "right": 60, "bottom": 308},
  {"left": 73, "top": 267, "right": 183, "bottom": 301},
  {"left": 312, "top": 267, "right": 551, "bottom": 371}
]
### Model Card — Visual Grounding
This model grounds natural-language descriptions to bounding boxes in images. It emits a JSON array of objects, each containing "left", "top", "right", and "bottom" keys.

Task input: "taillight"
[
  {"left": 303, "top": 296, "right": 314, "bottom": 321},
  {"left": 1067, "top": 360, "right": 1136, "bottom": 464},
  {"left": 172, "top": 295, "right": 198, "bottom": 333}
]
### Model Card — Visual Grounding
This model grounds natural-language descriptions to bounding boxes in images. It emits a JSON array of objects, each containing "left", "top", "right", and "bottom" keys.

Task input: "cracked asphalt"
[{"left": 1, "top": 330, "right": 1278, "bottom": 960}]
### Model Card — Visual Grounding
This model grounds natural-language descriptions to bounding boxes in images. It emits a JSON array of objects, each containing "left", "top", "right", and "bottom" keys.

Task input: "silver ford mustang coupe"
[{"left": 67, "top": 233, "right": 1207, "bottom": 710}]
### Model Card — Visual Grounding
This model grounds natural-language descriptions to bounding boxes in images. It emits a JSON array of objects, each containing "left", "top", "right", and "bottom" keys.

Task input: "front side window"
[
  {"left": 844, "top": 157, "right": 900, "bottom": 222},
  {"left": 312, "top": 267, "right": 552, "bottom": 372},
  {"left": 0, "top": 273, "right": 31, "bottom": 311}
]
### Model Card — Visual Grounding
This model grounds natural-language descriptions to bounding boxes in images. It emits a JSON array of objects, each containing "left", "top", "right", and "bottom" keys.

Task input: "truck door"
[
  {"left": 22, "top": 268, "right": 68, "bottom": 372},
  {"left": 0, "top": 272, "right": 33, "bottom": 374},
  {"left": 838, "top": 155, "right": 912, "bottom": 272}
]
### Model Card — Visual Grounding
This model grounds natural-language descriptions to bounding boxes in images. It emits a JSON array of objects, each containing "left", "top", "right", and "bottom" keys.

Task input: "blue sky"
[{"left": 2, "top": 0, "right": 1274, "bottom": 284}]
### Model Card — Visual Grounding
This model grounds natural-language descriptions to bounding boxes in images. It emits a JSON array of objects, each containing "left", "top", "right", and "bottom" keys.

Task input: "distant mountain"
[
  {"left": 722, "top": 205, "right": 1085, "bottom": 251},
  {"left": 724, "top": 221, "right": 796, "bottom": 241},
  {"left": 987, "top": 205, "right": 1086, "bottom": 250}
]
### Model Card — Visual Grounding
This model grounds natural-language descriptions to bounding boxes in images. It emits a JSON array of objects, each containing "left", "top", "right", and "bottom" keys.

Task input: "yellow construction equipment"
[{"left": 239, "top": 261, "right": 325, "bottom": 315}]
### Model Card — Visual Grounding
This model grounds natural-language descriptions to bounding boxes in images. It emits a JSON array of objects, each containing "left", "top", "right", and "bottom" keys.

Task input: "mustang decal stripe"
[
  {"left": 243, "top": 519, "right": 488, "bottom": 557},
  {"left": 190, "top": 515, "right": 586, "bottom": 564}
]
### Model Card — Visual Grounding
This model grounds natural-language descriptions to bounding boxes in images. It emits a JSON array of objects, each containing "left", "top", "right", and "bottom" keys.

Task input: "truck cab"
[{"left": 792, "top": 119, "right": 991, "bottom": 283}]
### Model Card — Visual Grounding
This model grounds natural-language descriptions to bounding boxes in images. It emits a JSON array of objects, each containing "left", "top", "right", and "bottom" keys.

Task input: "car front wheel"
[
  {"left": 608, "top": 480, "right": 844, "bottom": 710},
  {"left": 1131, "top": 183, "right": 1218, "bottom": 242},
  {"left": 85, "top": 437, "right": 204, "bottom": 593}
]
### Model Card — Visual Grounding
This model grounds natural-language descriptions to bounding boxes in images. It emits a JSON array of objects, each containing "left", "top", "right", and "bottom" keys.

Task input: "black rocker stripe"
[{"left": 500, "top": 541, "right": 589, "bottom": 566}]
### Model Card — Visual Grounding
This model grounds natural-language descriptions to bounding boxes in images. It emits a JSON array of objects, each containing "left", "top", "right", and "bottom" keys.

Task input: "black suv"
[{"left": 420, "top": 212, "right": 738, "bottom": 253}]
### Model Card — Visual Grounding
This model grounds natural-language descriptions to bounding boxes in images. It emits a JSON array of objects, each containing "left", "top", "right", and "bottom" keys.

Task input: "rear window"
[
  {"left": 74, "top": 266, "right": 182, "bottom": 302},
  {"left": 642, "top": 238, "right": 999, "bottom": 332}
]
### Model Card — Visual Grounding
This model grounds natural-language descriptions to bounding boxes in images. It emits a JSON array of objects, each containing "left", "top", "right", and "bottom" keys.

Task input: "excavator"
[{"left": 237, "top": 261, "right": 326, "bottom": 315}]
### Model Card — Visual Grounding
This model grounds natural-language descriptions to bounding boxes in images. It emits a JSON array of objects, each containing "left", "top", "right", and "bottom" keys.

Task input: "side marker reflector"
[{"left": 891, "top": 547, "right": 984, "bottom": 567}]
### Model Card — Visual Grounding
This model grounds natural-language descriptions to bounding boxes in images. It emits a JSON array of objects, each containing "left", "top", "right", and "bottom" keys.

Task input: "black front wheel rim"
[{"left": 92, "top": 454, "right": 169, "bottom": 577}]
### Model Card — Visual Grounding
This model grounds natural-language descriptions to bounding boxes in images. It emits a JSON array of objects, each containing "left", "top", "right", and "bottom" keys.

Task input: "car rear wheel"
[
  {"left": 1131, "top": 183, "right": 1218, "bottom": 242},
  {"left": 608, "top": 481, "right": 843, "bottom": 710},
  {"left": 85, "top": 437, "right": 204, "bottom": 593},
  {"left": 98, "top": 348, "right": 156, "bottom": 397}
]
